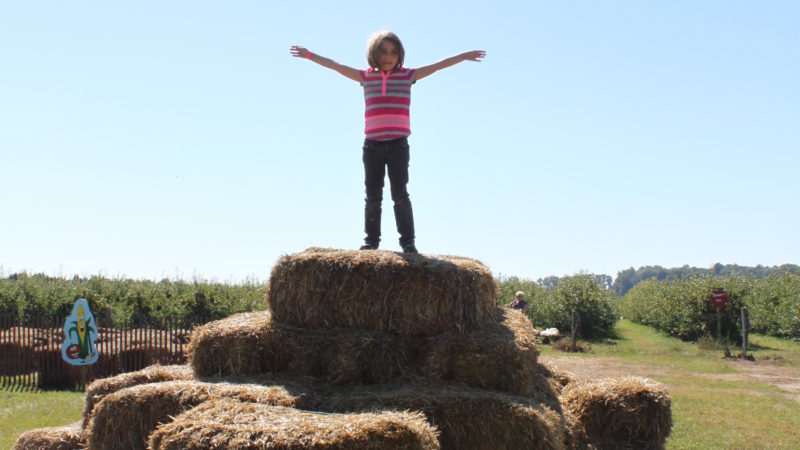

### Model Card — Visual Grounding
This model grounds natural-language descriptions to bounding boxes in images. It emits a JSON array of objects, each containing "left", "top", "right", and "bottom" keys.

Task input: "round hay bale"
[
  {"left": 148, "top": 397, "right": 440, "bottom": 450},
  {"left": 267, "top": 248, "right": 498, "bottom": 336},
  {"left": 12, "top": 421, "right": 84, "bottom": 450},
  {"left": 188, "top": 310, "right": 540, "bottom": 397},
  {"left": 82, "top": 364, "right": 195, "bottom": 427},
  {"left": 560, "top": 376, "right": 672, "bottom": 450},
  {"left": 321, "top": 382, "right": 565, "bottom": 450},
  {"left": 85, "top": 377, "right": 319, "bottom": 450}
]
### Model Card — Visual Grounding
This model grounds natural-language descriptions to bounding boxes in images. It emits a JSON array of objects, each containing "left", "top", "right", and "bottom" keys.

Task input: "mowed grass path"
[
  {"left": 4, "top": 320, "right": 800, "bottom": 449},
  {"left": 540, "top": 320, "right": 800, "bottom": 449}
]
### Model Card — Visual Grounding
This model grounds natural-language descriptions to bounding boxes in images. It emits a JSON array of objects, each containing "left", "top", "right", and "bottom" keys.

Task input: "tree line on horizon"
[
  {"left": 610, "top": 263, "right": 800, "bottom": 297},
  {"left": 529, "top": 263, "right": 800, "bottom": 297},
  {"left": 2, "top": 262, "right": 797, "bottom": 324}
]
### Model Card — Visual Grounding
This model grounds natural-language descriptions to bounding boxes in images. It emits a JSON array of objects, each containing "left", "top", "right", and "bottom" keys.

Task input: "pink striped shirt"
[{"left": 359, "top": 67, "right": 416, "bottom": 141}]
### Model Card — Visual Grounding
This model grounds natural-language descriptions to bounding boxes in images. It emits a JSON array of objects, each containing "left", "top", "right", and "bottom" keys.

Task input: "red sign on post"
[{"left": 710, "top": 289, "right": 728, "bottom": 309}]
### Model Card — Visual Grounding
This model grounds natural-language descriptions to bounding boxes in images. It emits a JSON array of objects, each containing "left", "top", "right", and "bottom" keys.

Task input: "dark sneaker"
[
  {"left": 401, "top": 244, "right": 418, "bottom": 254},
  {"left": 359, "top": 243, "right": 378, "bottom": 250}
]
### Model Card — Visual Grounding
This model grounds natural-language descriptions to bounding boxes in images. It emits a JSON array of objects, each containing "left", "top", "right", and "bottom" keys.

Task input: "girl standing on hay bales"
[{"left": 290, "top": 31, "right": 485, "bottom": 254}]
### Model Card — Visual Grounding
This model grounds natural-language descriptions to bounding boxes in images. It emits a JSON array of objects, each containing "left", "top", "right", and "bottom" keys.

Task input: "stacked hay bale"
[
  {"left": 561, "top": 377, "right": 672, "bottom": 449},
  {"left": 187, "top": 248, "right": 566, "bottom": 449},
  {"left": 14, "top": 248, "right": 672, "bottom": 450},
  {"left": 148, "top": 398, "right": 440, "bottom": 450},
  {"left": 81, "top": 364, "right": 195, "bottom": 428},
  {"left": 267, "top": 248, "right": 497, "bottom": 335},
  {"left": 12, "top": 422, "right": 83, "bottom": 450}
]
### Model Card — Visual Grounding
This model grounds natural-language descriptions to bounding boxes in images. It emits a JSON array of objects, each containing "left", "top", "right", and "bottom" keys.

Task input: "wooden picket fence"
[{"left": 0, "top": 314, "right": 207, "bottom": 390}]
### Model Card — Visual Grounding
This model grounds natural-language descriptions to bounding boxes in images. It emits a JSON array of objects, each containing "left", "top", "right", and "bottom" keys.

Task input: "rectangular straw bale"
[
  {"left": 82, "top": 364, "right": 194, "bottom": 427},
  {"left": 188, "top": 310, "right": 543, "bottom": 398},
  {"left": 187, "top": 311, "right": 273, "bottom": 376},
  {"left": 562, "top": 411, "right": 592, "bottom": 450},
  {"left": 188, "top": 311, "right": 424, "bottom": 384},
  {"left": 526, "top": 358, "right": 577, "bottom": 414},
  {"left": 321, "top": 382, "right": 565, "bottom": 450},
  {"left": 423, "top": 308, "right": 540, "bottom": 398},
  {"left": 12, "top": 422, "right": 84, "bottom": 450},
  {"left": 534, "top": 359, "right": 575, "bottom": 396},
  {"left": 85, "top": 377, "right": 317, "bottom": 450},
  {"left": 149, "top": 397, "right": 440, "bottom": 450},
  {"left": 560, "top": 376, "right": 672, "bottom": 450},
  {"left": 268, "top": 248, "right": 498, "bottom": 336}
]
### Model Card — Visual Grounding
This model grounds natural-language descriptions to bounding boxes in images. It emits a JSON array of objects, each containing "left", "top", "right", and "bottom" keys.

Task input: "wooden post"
[
  {"left": 716, "top": 308, "right": 722, "bottom": 341},
  {"left": 741, "top": 307, "right": 749, "bottom": 357},
  {"left": 571, "top": 310, "right": 579, "bottom": 352}
]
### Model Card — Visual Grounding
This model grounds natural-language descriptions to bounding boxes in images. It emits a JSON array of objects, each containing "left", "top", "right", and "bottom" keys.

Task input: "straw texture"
[
  {"left": 268, "top": 248, "right": 497, "bottom": 336},
  {"left": 12, "top": 422, "right": 84, "bottom": 450},
  {"left": 321, "top": 381, "right": 565, "bottom": 450},
  {"left": 560, "top": 376, "right": 672, "bottom": 450},
  {"left": 82, "top": 363, "right": 194, "bottom": 427},
  {"left": 186, "top": 310, "right": 420, "bottom": 383},
  {"left": 148, "top": 397, "right": 440, "bottom": 450},
  {"left": 85, "top": 378, "right": 316, "bottom": 450},
  {"left": 423, "top": 308, "right": 540, "bottom": 396},
  {"left": 535, "top": 359, "right": 576, "bottom": 400},
  {"left": 562, "top": 412, "right": 593, "bottom": 450},
  {"left": 188, "top": 309, "right": 539, "bottom": 397}
]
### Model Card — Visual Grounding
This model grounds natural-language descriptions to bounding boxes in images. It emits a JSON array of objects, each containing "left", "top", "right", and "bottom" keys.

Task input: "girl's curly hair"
[{"left": 366, "top": 30, "right": 405, "bottom": 70}]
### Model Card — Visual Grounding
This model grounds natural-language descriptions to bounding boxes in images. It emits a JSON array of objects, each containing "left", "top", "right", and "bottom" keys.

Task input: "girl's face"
[{"left": 378, "top": 40, "right": 400, "bottom": 72}]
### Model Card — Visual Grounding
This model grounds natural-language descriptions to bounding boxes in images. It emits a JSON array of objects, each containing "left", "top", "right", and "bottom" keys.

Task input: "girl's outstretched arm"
[
  {"left": 290, "top": 45, "right": 360, "bottom": 82},
  {"left": 414, "top": 50, "right": 485, "bottom": 81}
]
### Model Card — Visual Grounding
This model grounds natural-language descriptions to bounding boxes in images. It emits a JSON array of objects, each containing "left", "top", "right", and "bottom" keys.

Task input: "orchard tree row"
[{"left": 620, "top": 272, "right": 800, "bottom": 342}]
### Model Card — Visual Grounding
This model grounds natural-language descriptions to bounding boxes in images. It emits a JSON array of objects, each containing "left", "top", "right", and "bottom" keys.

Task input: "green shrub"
[
  {"left": 498, "top": 274, "right": 618, "bottom": 339},
  {"left": 622, "top": 272, "right": 800, "bottom": 342},
  {"left": 744, "top": 272, "right": 800, "bottom": 341},
  {"left": 538, "top": 274, "right": 618, "bottom": 339},
  {"left": 496, "top": 276, "right": 546, "bottom": 309}
]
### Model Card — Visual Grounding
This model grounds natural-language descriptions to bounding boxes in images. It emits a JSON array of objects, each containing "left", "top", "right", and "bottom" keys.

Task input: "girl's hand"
[
  {"left": 463, "top": 50, "right": 486, "bottom": 62},
  {"left": 290, "top": 45, "right": 310, "bottom": 58},
  {"left": 288, "top": 46, "right": 360, "bottom": 82}
]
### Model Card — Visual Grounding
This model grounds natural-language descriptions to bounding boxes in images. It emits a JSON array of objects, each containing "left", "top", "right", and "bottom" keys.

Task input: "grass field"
[
  {"left": 3, "top": 320, "right": 799, "bottom": 449},
  {"left": 540, "top": 320, "right": 800, "bottom": 449},
  {"left": 1, "top": 388, "right": 84, "bottom": 450}
]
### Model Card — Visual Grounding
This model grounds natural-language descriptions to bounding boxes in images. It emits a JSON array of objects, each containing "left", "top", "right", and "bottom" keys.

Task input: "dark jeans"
[{"left": 362, "top": 138, "right": 415, "bottom": 247}]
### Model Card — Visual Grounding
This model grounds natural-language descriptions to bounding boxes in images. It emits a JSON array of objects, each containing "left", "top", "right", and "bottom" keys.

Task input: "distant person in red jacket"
[{"left": 509, "top": 291, "right": 529, "bottom": 314}]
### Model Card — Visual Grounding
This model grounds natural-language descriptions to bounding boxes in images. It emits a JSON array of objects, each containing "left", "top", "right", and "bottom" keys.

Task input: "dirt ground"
[{"left": 540, "top": 354, "right": 800, "bottom": 404}]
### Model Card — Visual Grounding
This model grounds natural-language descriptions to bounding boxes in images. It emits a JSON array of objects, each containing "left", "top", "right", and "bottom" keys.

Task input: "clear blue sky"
[{"left": 2, "top": 1, "right": 798, "bottom": 283}]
